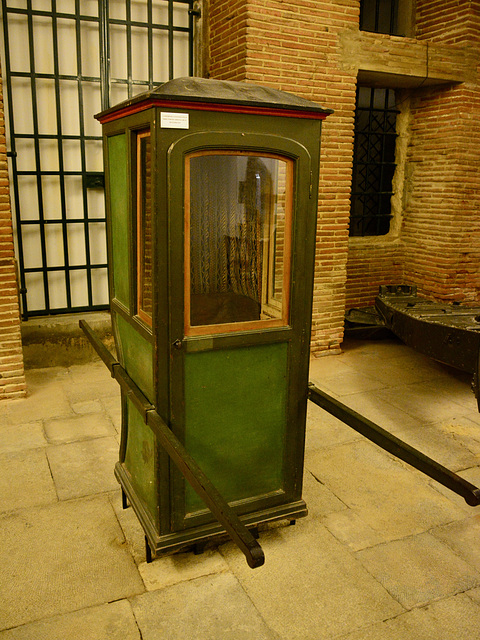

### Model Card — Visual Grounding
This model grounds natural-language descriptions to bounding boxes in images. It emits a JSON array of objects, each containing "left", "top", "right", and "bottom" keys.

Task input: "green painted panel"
[
  {"left": 184, "top": 342, "right": 288, "bottom": 514},
  {"left": 124, "top": 397, "right": 157, "bottom": 519},
  {"left": 116, "top": 313, "right": 154, "bottom": 402},
  {"left": 107, "top": 134, "right": 130, "bottom": 307}
]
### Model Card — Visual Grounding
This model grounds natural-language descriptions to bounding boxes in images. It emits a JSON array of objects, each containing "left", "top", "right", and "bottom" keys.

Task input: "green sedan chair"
[{"left": 85, "top": 77, "right": 332, "bottom": 567}]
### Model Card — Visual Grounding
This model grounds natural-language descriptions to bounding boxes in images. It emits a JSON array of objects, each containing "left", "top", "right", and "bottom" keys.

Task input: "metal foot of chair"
[{"left": 145, "top": 537, "right": 153, "bottom": 563}]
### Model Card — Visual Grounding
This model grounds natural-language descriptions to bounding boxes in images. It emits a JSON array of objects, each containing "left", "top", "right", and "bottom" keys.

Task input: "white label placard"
[{"left": 160, "top": 112, "right": 189, "bottom": 129}]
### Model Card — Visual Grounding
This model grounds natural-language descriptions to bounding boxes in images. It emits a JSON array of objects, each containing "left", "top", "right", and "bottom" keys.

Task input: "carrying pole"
[
  {"left": 80, "top": 320, "right": 265, "bottom": 568},
  {"left": 308, "top": 383, "right": 480, "bottom": 507}
]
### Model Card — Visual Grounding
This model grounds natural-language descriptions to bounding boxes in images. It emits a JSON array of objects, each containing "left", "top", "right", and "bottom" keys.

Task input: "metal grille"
[
  {"left": 1, "top": 0, "right": 194, "bottom": 318},
  {"left": 360, "top": 0, "right": 399, "bottom": 35},
  {"left": 350, "top": 87, "right": 398, "bottom": 237}
]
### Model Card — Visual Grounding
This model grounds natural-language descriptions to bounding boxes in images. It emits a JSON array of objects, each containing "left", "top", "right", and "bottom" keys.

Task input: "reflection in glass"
[
  {"left": 186, "top": 152, "right": 292, "bottom": 333},
  {"left": 137, "top": 131, "right": 153, "bottom": 325}
]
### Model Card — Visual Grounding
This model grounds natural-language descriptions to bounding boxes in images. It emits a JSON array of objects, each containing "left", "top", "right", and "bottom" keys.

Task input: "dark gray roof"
[{"left": 97, "top": 76, "right": 333, "bottom": 119}]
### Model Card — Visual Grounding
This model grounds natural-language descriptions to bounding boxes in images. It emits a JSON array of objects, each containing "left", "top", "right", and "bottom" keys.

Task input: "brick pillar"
[
  {"left": 209, "top": 0, "right": 249, "bottom": 81},
  {"left": 0, "top": 62, "right": 26, "bottom": 400},
  {"left": 208, "top": 0, "right": 359, "bottom": 354},
  {"left": 402, "top": 1, "right": 480, "bottom": 302}
]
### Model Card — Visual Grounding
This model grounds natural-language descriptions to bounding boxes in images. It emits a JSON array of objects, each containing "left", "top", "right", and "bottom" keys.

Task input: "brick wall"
[
  {"left": 208, "top": 0, "right": 359, "bottom": 354},
  {"left": 208, "top": 1, "right": 479, "bottom": 351},
  {"left": 209, "top": 0, "right": 249, "bottom": 81},
  {"left": 416, "top": 0, "right": 477, "bottom": 44},
  {"left": 402, "top": 0, "right": 480, "bottom": 302},
  {"left": 346, "top": 242, "right": 402, "bottom": 308},
  {"left": 0, "top": 63, "right": 26, "bottom": 400}
]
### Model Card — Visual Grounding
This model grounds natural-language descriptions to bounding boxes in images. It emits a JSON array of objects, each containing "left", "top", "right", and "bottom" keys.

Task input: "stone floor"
[{"left": 1, "top": 336, "right": 480, "bottom": 639}]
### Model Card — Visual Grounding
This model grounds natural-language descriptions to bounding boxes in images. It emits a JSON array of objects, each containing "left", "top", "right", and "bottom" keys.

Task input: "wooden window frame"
[
  {"left": 136, "top": 129, "right": 153, "bottom": 327},
  {"left": 184, "top": 149, "right": 294, "bottom": 337}
]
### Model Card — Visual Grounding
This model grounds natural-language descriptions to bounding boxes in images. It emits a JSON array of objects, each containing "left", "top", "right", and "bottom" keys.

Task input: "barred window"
[
  {"left": 349, "top": 87, "right": 398, "bottom": 237},
  {"left": 360, "top": 0, "right": 399, "bottom": 35}
]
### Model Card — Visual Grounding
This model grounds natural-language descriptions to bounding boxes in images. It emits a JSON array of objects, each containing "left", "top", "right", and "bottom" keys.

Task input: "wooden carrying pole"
[{"left": 79, "top": 320, "right": 265, "bottom": 569}]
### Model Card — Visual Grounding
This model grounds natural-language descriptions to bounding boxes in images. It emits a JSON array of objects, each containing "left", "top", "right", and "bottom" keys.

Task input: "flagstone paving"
[{"left": 1, "top": 335, "right": 480, "bottom": 639}]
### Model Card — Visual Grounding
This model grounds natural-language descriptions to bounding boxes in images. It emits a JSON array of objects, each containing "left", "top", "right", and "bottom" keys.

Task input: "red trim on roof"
[{"left": 96, "top": 98, "right": 329, "bottom": 124}]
